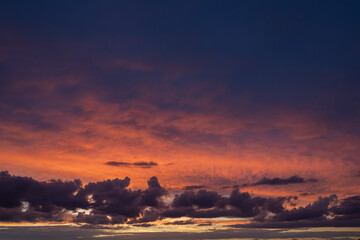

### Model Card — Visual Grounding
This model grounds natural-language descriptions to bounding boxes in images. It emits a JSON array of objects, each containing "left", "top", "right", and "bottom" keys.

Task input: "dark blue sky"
[{"left": 1, "top": 0, "right": 359, "bottom": 126}]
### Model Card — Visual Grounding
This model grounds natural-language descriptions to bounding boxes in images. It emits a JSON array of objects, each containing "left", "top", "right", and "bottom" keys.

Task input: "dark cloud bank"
[{"left": 0, "top": 171, "right": 359, "bottom": 228}]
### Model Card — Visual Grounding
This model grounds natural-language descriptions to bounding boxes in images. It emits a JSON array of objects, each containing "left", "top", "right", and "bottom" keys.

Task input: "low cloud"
[
  {"left": 172, "top": 190, "right": 222, "bottom": 209},
  {"left": 0, "top": 171, "right": 166, "bottom": 224},
  {"left": 105, "top": 161, "right": 158, "bottom": 168},
  {"left": 273, "top": 195, "right": 337, "bottom": 221},
  {"left": 0, "top": 171, "right": 359, "bottom": 229}
]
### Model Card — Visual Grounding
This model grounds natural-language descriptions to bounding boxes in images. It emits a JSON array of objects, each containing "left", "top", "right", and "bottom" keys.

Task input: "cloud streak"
[
  {"left": 242, "top": 175, "right": 318, "bottom": 187},
  {"left": 105, "top": 161, "right": 159, "bottom": 168}
]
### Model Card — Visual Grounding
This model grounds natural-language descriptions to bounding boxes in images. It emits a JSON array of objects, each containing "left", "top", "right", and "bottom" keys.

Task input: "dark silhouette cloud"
[
  {"left": 172, "top": 190, "right": 221, "bottom": 209},
  {"left": 105, "top": 161, "right": 158, "bottom": 168},
  {"left": 79, "top": 176, "right": 166, "bottom": 220},
  {"left": 229, "top": 190, "right": 265, "bottom": 217},
  {"left": 0, "top": 206, "right": 56, "bottom": 222},
  {"left": 331, "top": 195, "right": 360, "bottom": 220},
  {"left": 183, "top": 185, "right": 205, "bottom": 190},
  {"left": 0, "top": 171, "right": 166, "bottom": 224},
  {"left": 229, "top": 189, "right": 287, "bottom": 217},
  {"left": 140, "top": 177, "right": 167, "bottom": 208},
  {"left": 164, "top": 219, "right": 195, "bottom": 225},
  {"left": 127, "top": 208, "right": 161, "bottom": 224},
  {"left": 274, "top": 195, "right": 337, "bottom": 221},
  {"left": 161, "top": 207, "right": 195, "bottom": 218},
  {"left": 164, "top": 189, "right": 290, "bottom": 219},
  {"left": 0, "top": 171, "right": 88, "bottom": 211},
  {"left": 0, "top": 171, "right": 359, "bottom": 228},
  {"left": 80, "top": 177, "right": 142, "bottom": 218},
  {"left": 243, "top": 175, "right": 318, "bottom": 187},
  {"left": 254, "top": 176, "right": 304, "bottom": 185}
]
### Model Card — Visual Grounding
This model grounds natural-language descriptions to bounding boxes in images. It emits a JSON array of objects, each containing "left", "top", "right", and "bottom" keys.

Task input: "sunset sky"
[{"left": 1, "top": 1, "right": 360, "bottom": 239}]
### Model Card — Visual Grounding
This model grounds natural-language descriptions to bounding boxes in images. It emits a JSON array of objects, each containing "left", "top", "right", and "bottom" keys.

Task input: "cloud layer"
[{"left": 1, "top": 171, "right": 359, "bottom": 228}]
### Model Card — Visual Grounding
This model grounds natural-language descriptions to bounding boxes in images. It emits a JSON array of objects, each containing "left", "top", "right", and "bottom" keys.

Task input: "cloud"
[
  {"left": 0, "top": 171, "right": 88, "bottom": 211},
  {"left": 163, "top": 219, "right": 195, "bottom": 225},
  {"left": 183, "top": 185, "right": 205, "bottom": 190},
  {"left": 273, "top": 195, "right": 337, "bottom": 221},
  {"left": 242, "top": 175, "right": 318, "bottom": 187},
  {"left": 161, "top": 207, "right": 195, "bottom": 218},
  {"left": 0, "top": 171, "right": 166, "bottom": 224},
  {"left": 79, "top": 177, "right": 142, "bottom": 218},
  {"left": 255, "top": 176, "right": 306, "bottom": 185},
  {"left": 0, "top": 171, "right": 359, "bottom": 228},
  {"left": 140, "top": 177, "right": 167, "bottom": 208},
  {"left": 127, "top": 208, "right": 161, "bottom": 224},
  {"left": 172, "top": 190, "right": 222, "bottom": 209},
  {"left": 229, "top": 189, "right": 287, "bottom": 217},
  {"left": 105, "top": 161, "right": 159, "bottom": 168},
  {"left": 0, "top": 207, "right": 64, "bottom": 222},
  {"left": 164, "top": 189, "right": 289, "bottom": 219},
  {"left": 331, "top": 195, "right": 360, "bottom": 220},
  {"left": 78, "top": 176, "right": 166, "bottom": 221}
]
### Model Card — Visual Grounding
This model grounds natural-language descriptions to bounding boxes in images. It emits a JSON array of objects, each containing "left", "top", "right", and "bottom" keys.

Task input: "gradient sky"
[{"left": 1, "top": 0, "right": 360, "bottom": 239}]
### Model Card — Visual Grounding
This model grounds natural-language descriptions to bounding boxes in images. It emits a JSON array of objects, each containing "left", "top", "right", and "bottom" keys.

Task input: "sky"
[{"left": 0, "top": 0, "right": 360, "bottom": 239}]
